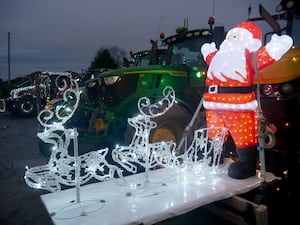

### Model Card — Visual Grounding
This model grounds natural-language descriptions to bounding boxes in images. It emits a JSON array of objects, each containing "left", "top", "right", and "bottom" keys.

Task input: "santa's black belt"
[{"left": 205, "top": 85, "right": 253, "bottom": 94}]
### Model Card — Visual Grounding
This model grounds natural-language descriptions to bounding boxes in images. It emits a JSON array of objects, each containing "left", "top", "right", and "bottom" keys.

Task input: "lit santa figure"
[{"left": 201, "top": 21, "right": 293, "bottom": 179}]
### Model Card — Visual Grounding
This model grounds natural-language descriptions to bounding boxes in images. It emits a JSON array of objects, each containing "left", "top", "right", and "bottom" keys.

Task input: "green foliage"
[
  {"left": 89, "top": 46, "right": 128, "bottom": 71},
  {"left": 0, "top": 82, "right": 13, "bottom": 98},
  {"left": 89, "top": 49, "right": 118, "bottom": 71}
]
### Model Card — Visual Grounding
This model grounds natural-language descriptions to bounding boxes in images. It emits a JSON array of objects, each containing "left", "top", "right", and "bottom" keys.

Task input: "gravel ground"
[{"left": 0, "top": 112, "right": 53, "bottom": 225}]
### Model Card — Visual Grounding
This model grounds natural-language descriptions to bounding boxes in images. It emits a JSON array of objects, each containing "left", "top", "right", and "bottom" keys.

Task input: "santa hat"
[{"left": 235, "top": 21, "right": 262, "bottom": 41}]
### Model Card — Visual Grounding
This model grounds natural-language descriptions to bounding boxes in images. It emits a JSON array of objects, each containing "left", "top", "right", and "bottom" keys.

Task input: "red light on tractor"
[
  {"left": 159, "top": 32, "right": 165, "bottom": 39},
  {"left": 208, "top": 16, "right": 215, "bottom": 25}
]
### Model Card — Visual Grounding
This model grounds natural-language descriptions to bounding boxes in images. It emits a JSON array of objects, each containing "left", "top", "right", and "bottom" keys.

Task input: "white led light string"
[{"left": 24, "top": 80, "right": 228, "bottom": 214}]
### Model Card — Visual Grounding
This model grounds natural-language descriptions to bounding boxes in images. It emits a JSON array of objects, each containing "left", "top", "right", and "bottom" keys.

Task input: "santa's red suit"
[{"left": 201, "top": 21, "right": 293, "bottom": 179}]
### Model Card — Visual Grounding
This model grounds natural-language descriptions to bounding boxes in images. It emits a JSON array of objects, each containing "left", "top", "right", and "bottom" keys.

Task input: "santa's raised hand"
[
  {"left": 266, "top": 33, "right": 293, "bottom": 60},
  {"left": 201, "top": 42, "right": 217, "bottom": 61}
]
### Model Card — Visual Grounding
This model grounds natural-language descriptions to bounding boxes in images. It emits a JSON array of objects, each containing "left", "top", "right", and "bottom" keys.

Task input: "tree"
[
  {"left": 89, "top": 46, "right": 128, "bottom": 71},
  {"left": 108, "top": 46, "right": 128, "bottom": 67},
  {"left": 89, "top": 48, "right": 117, "bottom": 71}
]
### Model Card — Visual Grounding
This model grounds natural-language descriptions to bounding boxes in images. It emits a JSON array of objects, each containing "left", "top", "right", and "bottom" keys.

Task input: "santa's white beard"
[{"left": 207, "top": 44, "right": 247, "bottom": 83}]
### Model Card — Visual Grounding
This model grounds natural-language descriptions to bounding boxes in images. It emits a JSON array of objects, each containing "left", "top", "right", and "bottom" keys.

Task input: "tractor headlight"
[{"left": 104, "top": 76, "right": 120, "bottom": 85}]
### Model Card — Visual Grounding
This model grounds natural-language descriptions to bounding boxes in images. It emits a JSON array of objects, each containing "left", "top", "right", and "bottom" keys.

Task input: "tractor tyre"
[{"left": 15, "top": 95, "right": 37, "bottom": 117}]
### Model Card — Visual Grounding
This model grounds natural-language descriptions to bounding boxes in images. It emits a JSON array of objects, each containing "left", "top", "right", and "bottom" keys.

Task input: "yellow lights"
[
  {"left": 206, "top": 109, "right": 258, "bottom": 148},
  {"left": 292, "top": 56, "right": 298, "bottom": 62},
  {"left": 282, "top": 169, "right": 289, "bottom": 179},
  {"left": 45, "top": 104, "right": 53, "bottom": 110},
  {"left": 94, "top": 119, "right": 106, "bottom": 132}
]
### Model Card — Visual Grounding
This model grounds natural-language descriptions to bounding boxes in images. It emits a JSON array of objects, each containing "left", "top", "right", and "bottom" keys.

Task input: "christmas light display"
[
  {"left": 24, "top": 74, "right": 127, "bottom": 218},
  {"left": 21, "top": 20, "right": 293, "bottom": 222},
  {"left": 24, "top": 74, "right": 123, "bottom": 193},
  {"left": 112, "top": 86, "right": 228, "bottom": 196},
  {"left": 201, "top": 21, "right": 293, "bottom": 179},
  {"left": 183, "top": 127, "right": 228, "bottom": 177},
  {"left": 112, "top": 86, "right": 179, "bottom": 174},
  {"left": 24, "top": 78, "right": 228, "bottom": 201},
  {"left": 111, "top": 86, "right": 180, "bottom": 196}
]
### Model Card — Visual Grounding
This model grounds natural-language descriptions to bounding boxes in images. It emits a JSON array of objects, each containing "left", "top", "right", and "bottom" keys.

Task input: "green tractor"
[{"left": 123, "top": 39, "right": 167, "bottom": 67}]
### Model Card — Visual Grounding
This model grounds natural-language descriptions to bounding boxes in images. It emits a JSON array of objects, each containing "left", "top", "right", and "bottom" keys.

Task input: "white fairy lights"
[
  {"left": 24, "top": 81, "right": 228, "bottom": 194},
  {"left": 24, "top": 74, "right": 124, "bottom": 192}
]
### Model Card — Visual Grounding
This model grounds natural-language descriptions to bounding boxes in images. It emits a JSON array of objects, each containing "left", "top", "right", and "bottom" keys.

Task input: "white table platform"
[{"left": 41, "top": 161, "right": 277, "bottom": 225}]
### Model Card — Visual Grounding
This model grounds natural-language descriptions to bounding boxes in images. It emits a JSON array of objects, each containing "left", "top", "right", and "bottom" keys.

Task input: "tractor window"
[
  {"left": 168, "top": 38, "right": 207, "bottom": 68},
  {"left": 135, "top": 55, "right": 151, "bottom": 66},
  {"left": 157, "top": 51, "right": 167, "bottom": 65},
  {"left": 86, "top": 79, "right": 102, "bottom": 103},
  {"left": 86, "top": 75, "right": 139, "bottom": 106}
]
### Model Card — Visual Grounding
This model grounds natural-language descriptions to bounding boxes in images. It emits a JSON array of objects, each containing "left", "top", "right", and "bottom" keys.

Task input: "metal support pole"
[
  {"left": 8, "top": 32, "right": 11, "bottom": 85},
  {"left": 73, "top": 128, "right": 81, "bottom": 203}
]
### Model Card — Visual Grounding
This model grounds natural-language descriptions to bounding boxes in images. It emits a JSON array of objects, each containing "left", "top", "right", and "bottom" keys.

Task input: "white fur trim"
[{"left": 203, "top": 100, "right": 258, "bottom": 111}]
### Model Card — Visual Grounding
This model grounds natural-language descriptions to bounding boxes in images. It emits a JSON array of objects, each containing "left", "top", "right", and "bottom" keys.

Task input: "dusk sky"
[{"left": 0, "top": 0, "right": 282, "bottom": 80}]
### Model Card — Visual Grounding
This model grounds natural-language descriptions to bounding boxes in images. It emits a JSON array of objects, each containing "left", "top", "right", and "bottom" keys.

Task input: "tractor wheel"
[
  {"left": 15, "top": 96, "right": 37, "bottom": 117},
  {"left": 150, "top": 104, "right": 192, "bottom": 145},
  {"left": 124, "top": 104, "right": 193, "bottom": 147}
]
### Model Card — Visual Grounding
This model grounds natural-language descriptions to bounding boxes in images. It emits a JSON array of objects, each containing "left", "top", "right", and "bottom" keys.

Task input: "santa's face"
[
  {"left": 221, "top": 27, "right": 262, "bottom": 52},
  {"left": 206, "top": 27, "right": 263, "bottom": 83}
]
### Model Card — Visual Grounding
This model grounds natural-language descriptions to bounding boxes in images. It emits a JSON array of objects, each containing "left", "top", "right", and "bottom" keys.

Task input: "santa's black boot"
[{"left": 228, "top": 146, "right": 258, "bottom": 179}]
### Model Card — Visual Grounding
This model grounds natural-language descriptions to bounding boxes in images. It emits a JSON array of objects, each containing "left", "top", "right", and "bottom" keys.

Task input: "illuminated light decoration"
[
  {"left": 182, "top": 127, "right": 228, "bottom": 177},
  {"left": 112, "top": 86, "right": 180, "bottom": 197},
  {"left": 201, "top": 21, "right": 293, "bottom": 179},
  {"left": 24, "top": 74, "right": 127, "bottom": 218},
  {"left": 112, "top": 86, "right": 228, "bottom": 196},
  {"left": 24, "top": 80, "right": 230, "bottom": 203},
  {"left": 24, "top": 74, "right": 124, "bottom": 193}
]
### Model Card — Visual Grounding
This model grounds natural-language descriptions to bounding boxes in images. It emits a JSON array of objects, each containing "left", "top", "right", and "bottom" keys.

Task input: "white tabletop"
[{"left": 41, "top": 161, "right": 277, "bottom": 225}]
